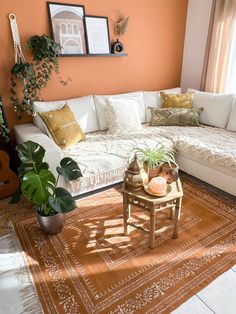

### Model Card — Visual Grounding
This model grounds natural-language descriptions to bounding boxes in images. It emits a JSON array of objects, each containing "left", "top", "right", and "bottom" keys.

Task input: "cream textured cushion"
[
  {"left": 226, "top": 98, "right": 236, "bottom": 132},
  {"left": 94, "top": 92, "right": 145, "bottom": 130},
  {"left": 33, "top": 95, "right": 99, "bottom": 134},
  {"left": 188, "top": 89, "right": 234, "bottom": 128},
  {"left": 104, "top": 97, "right": 142, "bottom": 134}
]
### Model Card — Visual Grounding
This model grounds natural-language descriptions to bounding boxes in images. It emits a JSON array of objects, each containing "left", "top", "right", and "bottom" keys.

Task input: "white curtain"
[
  {"left": 201, "top": 0, "right": 236, "bottom": 93},
  {"left": 225, "top": 17, "right": 236, "bottom": 93}
]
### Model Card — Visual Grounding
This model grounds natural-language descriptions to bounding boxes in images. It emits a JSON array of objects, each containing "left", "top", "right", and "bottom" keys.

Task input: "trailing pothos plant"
[
  {"left": 10, "top": 62, "right": 37, "bottom": 118},
  {"left": 10, "top": 35, "right": 66, "bottom": 119},
  {"left": 0, "top": 100, "right": 10, "bottom": 142},
  {"left": 13, "top": 140, "right": 82, "bottom": 216}
]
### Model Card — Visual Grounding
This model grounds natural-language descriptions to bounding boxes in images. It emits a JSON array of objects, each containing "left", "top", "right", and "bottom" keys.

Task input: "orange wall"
[{"left": 0, "top": 0, "right": 188, "bottom": 130}]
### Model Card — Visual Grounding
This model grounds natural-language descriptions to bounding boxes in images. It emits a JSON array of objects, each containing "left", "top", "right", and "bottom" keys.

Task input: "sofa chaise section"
[
  {"left": 13, "top": 88, "right": 236, "bottom": 197},
  {"left": 151, "top": 125, "right": 236, "bottom": 196}
]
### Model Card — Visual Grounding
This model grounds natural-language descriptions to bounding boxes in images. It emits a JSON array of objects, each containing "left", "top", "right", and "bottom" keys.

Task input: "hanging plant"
[
  {"left": 9, "top": 34, "right": 69, "bottom": 119},
  {"left": 10, "top": 62, "right": 37, "bottom": 118},
  {"left": 0, "top": 101, "right": 10, "bottom": 142},
  {"left": 26, "top": 34, "right": 61, "bottom": 92}
]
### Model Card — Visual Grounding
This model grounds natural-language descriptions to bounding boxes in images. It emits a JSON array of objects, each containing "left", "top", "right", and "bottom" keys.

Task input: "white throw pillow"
[
  {"left": 227, "top": 98, "right": 236, "bottom": 132},
  {"left": 105, "top": 97, "right": 142, "bottom": 134},
  {"left": 144, "top": 87, "right": 182, "bottom": 122},
  {"left": 33, "top": 95, "right": 99, "bottom": 134},
  {"left": 188, "top": 89, "right": 234, "bottom": 128},
  {"left": 94, "top": 91, "right": 145, "bottom": 130}
]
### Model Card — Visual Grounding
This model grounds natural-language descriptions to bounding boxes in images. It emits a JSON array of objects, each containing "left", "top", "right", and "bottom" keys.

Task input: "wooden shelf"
[{"left": 60, "top": 53, "right": 128, "bottom": 58}]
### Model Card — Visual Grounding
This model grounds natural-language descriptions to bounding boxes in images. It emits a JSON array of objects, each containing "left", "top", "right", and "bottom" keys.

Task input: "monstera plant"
[{"left": 15, "top": 140, "right": 82, "bottom": 234}]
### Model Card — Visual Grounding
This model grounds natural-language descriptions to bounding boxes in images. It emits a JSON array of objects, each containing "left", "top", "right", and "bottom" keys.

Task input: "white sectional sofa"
[{"left": 14, "top": 88, "right": 236, "bottom": 197}]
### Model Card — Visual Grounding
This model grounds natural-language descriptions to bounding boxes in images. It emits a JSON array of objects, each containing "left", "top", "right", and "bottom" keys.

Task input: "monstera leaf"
[
  {"left": 21, "top": 169, "right": 56, "bottom": 205},
  {"left": 48, "top": 187, "right": 76, "bottom": 213},
  {"left": 16, "top": 140, "right": 45, "bottom": 165},
  {"left": 56, "top": 157, "right": 82, "bottom": 180},
  {"left": 18, "top": 161, "right": 49, "bottom": 179}
]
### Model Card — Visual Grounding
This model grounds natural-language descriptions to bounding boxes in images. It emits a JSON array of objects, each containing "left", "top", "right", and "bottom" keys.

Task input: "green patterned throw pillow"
[{"left": 149, "top": 107, "right": 203, "bottom": 126}]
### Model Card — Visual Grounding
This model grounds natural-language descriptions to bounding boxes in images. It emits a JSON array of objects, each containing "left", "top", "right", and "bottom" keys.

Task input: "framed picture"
[
  {"left": 85, "top": 16, "right": 110, "bottom": 54},
  {"left": 47, "top": 2, "right": 87, "bottom": 56}
]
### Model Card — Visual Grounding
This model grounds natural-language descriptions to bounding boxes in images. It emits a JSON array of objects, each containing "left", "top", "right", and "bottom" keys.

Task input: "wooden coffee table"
[{"left": 122, "top": 179, "right": 183, "bottom": 249}]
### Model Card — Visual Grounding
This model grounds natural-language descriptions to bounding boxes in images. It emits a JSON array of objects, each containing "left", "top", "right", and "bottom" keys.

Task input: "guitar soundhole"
[{"left": 0, "top": 180, "right": 9, "bottom": 185}]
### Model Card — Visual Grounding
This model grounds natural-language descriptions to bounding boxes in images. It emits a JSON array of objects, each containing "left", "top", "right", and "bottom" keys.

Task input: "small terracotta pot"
[
  {"left": 37, "top": 212, "right": 65, "bottom": 235},
  {"left": 144, "top": 164, "right": 162, "bottom": 181}
]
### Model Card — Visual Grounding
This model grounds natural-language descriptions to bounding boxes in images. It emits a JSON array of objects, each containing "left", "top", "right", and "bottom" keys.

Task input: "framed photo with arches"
[{"left": 47, "top": 2, "right": 87, "bottom": 56}]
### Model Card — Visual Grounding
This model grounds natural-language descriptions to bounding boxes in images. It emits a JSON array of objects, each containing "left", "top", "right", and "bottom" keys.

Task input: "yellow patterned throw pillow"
[
  {"left": 160, "top": 92, "right": 194, "bottom": 109},
  {"left": 38, "top": 105, "right": 85, "bottom": 149}
]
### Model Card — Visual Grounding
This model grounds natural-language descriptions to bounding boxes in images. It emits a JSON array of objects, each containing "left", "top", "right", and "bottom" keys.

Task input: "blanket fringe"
[{"left": 5, "top": 222, "right": 44, "bottom": 314}]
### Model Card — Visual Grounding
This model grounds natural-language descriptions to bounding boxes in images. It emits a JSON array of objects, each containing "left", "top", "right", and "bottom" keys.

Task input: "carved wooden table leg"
[
  {"left": 123, "top": 195, "right": 131, "bottom": 236},
  {"left": 149, "top": 205, "right": 156, "bottom": 249},
  {"left": 169, "top": 204, "right": 174, "bottom": 220},
  {"left": 173, "top": 197, "right": 182, "bottom": 239}
]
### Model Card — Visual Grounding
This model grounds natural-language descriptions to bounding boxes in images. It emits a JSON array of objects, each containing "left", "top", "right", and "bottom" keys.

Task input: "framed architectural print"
[
  {"left": 85, "top": 16, "right": 110, "bottom": 54},
  {"left": 47, "top": 2, "right": 87, "bottom": 55}
]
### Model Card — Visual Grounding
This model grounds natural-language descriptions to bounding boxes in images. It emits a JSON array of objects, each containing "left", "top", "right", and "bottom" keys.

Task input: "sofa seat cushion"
[
  {"left": 62, "top": 126, "right": 173, "bottom": 195},
  {"left": 152, "top": 125, "right": 236, "bottom": 172}
]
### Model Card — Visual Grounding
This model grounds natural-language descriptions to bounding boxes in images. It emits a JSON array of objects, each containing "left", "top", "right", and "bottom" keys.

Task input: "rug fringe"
[{"left": 7, "top": 222, "right": 44, "bottom": 314}]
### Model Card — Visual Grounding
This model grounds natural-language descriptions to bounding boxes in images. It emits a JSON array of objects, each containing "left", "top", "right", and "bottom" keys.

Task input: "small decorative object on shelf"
[
  {"left": 112, "top": 14, "right": 129, "bottom": 54},
  {"left": 124, "top": 154, "right": 148, "bottom": 190},
  {"left": 111, "top": 39, "right": 124, "bottom": 54}
]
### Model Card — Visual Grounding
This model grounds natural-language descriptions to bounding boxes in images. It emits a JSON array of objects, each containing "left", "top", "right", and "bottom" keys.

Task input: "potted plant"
[
  {"left": 15, "top": 140, "right": 82, "bottom": 235},
  {"left": 134, "top": 143, "right": 177, "bottom": 180},
  {"left": 10, "top": 34, "right": 69, "bottom": 119}
]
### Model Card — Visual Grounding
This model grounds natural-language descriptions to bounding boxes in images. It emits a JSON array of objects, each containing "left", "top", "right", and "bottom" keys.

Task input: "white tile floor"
[{"left": 172, "top": 267, "right": 236, "bottom": 314}]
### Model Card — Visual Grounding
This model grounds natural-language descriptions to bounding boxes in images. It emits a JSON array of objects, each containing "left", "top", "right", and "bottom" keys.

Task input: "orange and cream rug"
[{"left": 1, "top": 174, "right": 236, "bottom": 313}]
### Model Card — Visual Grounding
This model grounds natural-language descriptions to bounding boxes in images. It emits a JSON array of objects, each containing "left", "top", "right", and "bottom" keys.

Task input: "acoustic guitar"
[{"left": 0, "top": 150, "right": 19, "bottom": 199}]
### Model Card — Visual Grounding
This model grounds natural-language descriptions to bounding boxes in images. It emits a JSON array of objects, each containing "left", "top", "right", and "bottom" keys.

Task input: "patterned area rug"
[{"left": 10, "top": 175, "right": 236, "bottom": 313}]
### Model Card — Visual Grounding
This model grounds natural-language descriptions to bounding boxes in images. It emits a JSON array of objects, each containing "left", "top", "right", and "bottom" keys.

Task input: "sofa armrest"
[{"left": 14, "top": 123, "right": 65, "bottom": 186}]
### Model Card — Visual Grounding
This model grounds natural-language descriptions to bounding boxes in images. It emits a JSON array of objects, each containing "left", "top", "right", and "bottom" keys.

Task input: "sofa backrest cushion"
[
  {"left": 33, "top": 95, "right": 99, "bottom": 134},
  {"left": 226, "top": 98, "right": 236, "bottom": 132},
  {"left": 144, "top": 88, "right": 182, "bottom": 122},
  {"left": 188, "top": 89, "right": 234, "bottom": 128},
  {"left": 93, "top": 91, "right": 145, "bottom": 130}
]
